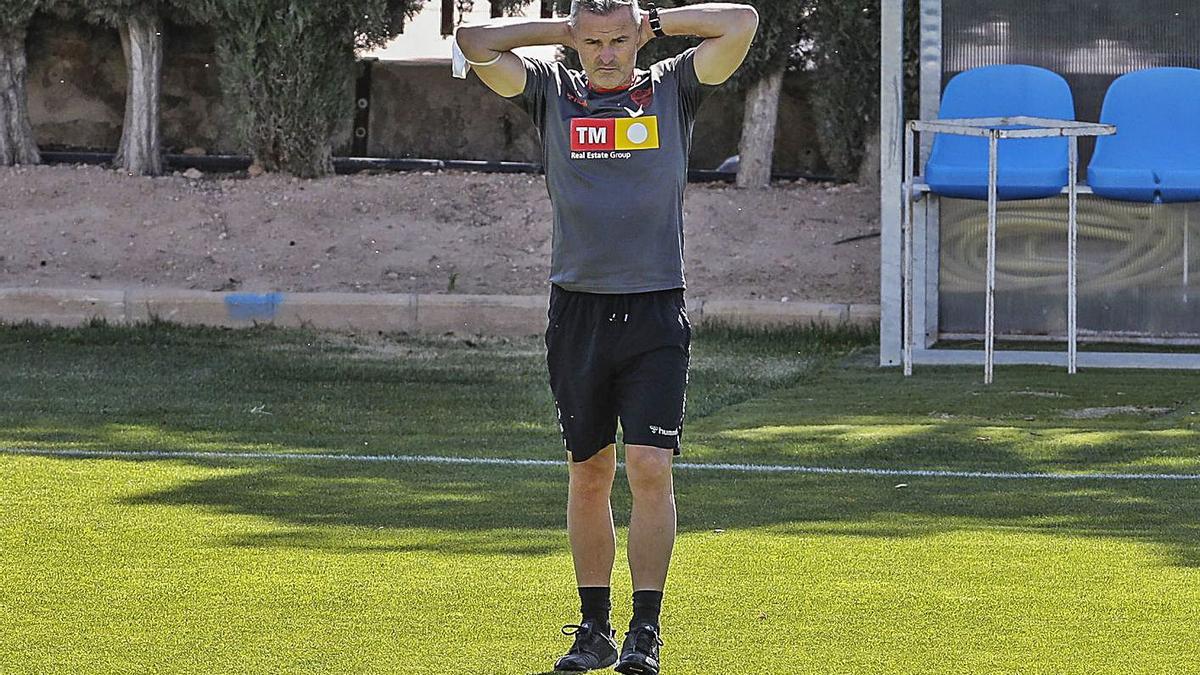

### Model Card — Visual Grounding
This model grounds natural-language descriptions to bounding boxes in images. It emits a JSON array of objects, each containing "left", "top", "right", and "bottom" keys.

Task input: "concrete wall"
[
  {"left": 25, "top": 18, "right": 829, "bottom": 174},
  {"left": 367, "top": 61, "right": 545, "bottom": 163}
]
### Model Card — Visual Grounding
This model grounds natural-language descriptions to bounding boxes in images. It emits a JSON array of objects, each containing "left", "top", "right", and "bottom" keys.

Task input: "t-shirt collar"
[{"left": 585, "top": 69, "right": 645, "bottom": 95}]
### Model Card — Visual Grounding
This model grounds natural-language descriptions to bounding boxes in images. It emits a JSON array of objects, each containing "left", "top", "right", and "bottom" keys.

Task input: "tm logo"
[
  {"left": 574, "top": 122, "right": 610, "bottom": 149},
  {"left": 570, "top": 117, "right": 660, "bottom": 152}
]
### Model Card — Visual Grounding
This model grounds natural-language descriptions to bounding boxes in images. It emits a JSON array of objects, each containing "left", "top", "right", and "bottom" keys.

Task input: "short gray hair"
[{"left": 568, "top": 0, "right": 642, "bottom": 28}]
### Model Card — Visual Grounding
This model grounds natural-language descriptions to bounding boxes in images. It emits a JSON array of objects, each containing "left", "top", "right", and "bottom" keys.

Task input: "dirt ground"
[{"left": 0, "top": 165, "right": 880, "bottom": 304}]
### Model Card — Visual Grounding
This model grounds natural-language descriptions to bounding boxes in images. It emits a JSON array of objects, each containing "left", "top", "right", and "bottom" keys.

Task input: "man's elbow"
[
  {"left": 732, "top": 5, "right": 759, "bottom": 37},
  {"left": 456, "top": 24, "right": 499, "bottom": 58},
  {"left": 456, "top": 25, "right": 484, "bottom": 51}
]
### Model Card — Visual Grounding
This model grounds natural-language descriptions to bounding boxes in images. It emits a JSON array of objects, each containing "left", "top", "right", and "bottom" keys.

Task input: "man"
[{"left": 456, "top": 2, "right": 757, "bottom": 673}]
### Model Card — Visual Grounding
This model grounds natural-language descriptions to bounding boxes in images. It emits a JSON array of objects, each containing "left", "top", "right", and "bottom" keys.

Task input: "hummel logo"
[
  {"left": 649, "top": 425, "right": 679, "bottom": 437},
  {"left": 623, "top": 105, "right": 645, "bottom": 118}
]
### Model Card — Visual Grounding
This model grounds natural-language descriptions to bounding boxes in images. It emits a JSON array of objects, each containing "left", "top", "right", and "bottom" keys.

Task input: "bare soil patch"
[{"left": 0, "top": 165, "right": 880, "bottom": 304}]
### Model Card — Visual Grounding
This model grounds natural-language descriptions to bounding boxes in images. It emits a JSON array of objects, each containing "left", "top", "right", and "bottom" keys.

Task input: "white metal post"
[
  {"left": 879, "top": 0, "right": 905, "bottom": 367},
  {"left": 918, "top": 0, "right": 943, "bottom": 352},
  {"left": 1068, "top": 135, "right": 1078, "bottom": 374},
  {"left": 919, "top": 0, "right": 943, "bottom": 161},
  {"left": 904, "top": 123, "right": 916, "bottom": 376},
  {"left": 986, "top": 131, "right": 999, "bottom": 384}
]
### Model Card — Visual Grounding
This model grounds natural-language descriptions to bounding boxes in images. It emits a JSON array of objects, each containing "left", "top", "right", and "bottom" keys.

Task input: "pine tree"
[{"left": 204, "top": 0, "right": 424, "bottom": 178}]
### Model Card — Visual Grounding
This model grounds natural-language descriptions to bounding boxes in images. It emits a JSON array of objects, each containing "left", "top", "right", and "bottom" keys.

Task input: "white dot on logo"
[{"left": 626, "top": 123, "right": 649, "bottom": 145}]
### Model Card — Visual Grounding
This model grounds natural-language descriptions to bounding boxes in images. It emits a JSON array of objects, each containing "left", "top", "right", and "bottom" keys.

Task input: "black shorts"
[{"left": 545, "top": 284, "right": 691, "bottom": 463}]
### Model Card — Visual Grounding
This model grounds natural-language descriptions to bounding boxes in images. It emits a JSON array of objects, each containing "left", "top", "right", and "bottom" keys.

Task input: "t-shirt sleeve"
[
  {"left": 657, "top": 47, "right": 720, "bottom": 121},
  {"left": 505, "top": 56, "right": 557, "bottom": 133}
]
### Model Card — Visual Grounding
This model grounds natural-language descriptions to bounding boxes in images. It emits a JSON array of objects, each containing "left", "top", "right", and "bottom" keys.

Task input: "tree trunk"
[
  {"left": 116, "top": 13, "right": 164, "bottom": 176},
  {"left": 441, "top": 0, "right": 454, "bottom": 36},
  {"left": 0, "top": 27, "right": 41, "bottom": 166},
  {"left": 857, "top": 127, "right": 881, "bottom": 188},
  {"left": 735, "top": 65, "right": 784, "bottom": 189}
]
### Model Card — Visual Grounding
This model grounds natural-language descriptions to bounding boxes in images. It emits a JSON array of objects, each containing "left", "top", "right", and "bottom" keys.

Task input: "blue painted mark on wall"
[{"left": 225, "top": 292, "right": 284, "bottom": 321}]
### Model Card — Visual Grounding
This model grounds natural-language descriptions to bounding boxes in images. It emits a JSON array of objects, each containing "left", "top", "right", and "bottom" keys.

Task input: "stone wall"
[{"left": 27, "top": 16, "right": 233, "bottom": 154}]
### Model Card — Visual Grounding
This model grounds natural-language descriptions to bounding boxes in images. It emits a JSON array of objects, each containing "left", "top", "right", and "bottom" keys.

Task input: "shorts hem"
[
  {"left": 567, "top": 441, "right": 616, "bottom": 463},
  {"left": 551, "top": 281, "right": 686, "bottom": 295}
]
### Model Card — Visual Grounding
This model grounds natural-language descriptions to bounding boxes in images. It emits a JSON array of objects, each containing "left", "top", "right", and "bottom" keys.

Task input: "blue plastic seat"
[
  {"left": 925, "top": 65, "right": 1076, "bottom": 201},
  {"left": 1088, "top": 67, "right": 1200, "bottom": 203}
]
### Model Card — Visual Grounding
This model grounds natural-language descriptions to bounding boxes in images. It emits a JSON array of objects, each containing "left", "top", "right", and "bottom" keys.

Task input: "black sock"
[
  {"left": 630, "top": 590, "right": 663, "bottom": 630},
  {"left": 579, "top": 586, "right": 611, "bottom": 630}
]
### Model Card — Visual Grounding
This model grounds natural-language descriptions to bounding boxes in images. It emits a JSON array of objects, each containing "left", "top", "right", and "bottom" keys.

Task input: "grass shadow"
[
  {"left": 85, "top": 449, "right": 1200, "bottom": 567},
  {"left": 4, "top": 320, "right": 1199, "bottom": 566}
]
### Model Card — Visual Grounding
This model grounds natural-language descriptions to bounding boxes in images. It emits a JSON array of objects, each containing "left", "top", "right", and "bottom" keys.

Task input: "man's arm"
[
  {"left": 455, "top": 19, "right": 572, "bottom": 97},
  {"left": 643, "top": 3, "right": 759, "bottom": 85}
]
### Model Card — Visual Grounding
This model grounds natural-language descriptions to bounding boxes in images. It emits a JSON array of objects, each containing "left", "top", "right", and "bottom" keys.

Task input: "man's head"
[{"left": 568, "top": 0, "right": 643, "bottom": 90}]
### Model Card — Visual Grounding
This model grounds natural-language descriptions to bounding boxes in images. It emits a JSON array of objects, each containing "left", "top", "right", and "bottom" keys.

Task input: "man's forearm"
[
  {"left": 654, "top": 3, "right": 758, "bottom": 40},
  {"left": 456, "top": 18, "right": 571, "bottom": 63}
]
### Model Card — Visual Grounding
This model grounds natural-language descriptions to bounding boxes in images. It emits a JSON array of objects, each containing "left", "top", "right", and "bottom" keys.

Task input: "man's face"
[{"left": 570, "top": 9, "right": 640, "bottom": 89}]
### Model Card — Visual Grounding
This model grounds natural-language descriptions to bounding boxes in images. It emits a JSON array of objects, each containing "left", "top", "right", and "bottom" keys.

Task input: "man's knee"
[
  {"left": 624, "top": 444, "right": 674, "bottom": 495},
  {"left": 568, "top": 444, "right": 617, "bottom": 496}
]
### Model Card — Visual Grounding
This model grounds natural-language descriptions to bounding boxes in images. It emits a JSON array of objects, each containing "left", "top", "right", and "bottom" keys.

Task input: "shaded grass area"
[
  {"left": 0, "top": 318, "right": 871, "bottom": 457},
  {"left": 97, "top": 454, "right": 1200, "bottom": 568},
  {"left": 687, "top": 362, "right": 1200, "bottom": 474},
  {"left": 2, "top": 320, "right": 1199, "bottom": 673}
]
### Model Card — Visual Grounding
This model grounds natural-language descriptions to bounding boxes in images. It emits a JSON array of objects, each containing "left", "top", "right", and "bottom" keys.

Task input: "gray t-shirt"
[{"left": 508, "top": 49, "right": 715, "bottom": 294}]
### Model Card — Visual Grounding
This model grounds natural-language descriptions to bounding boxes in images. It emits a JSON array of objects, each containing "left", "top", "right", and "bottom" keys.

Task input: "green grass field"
[{"left": 1, "top": 320, "right": 1198, "bottom": 674}]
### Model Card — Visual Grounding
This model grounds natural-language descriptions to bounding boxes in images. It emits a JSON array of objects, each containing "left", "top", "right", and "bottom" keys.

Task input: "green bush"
[
  {"left": 801, "top": 0, "right": 920, "bottom": 181},
  {"left": 800, "top": 1, "right": 877, "bottom": 180},
  {"left": 205, "top": 0, "right": 421, "bottom": 178},
  {"left": 0, "top": 1, "right": 52, "bottom": 31}
]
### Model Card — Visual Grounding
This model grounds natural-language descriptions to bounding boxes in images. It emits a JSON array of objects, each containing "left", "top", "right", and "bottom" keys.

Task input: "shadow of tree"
[
  {"left": 94, "top": 436, "right": 1200, "bottom": 567},
  {"left": 5, "top": 323, "right": 1198, "bottom": 570},
  {"left": 688, "top": 420, "right": 1200, "bottom": 473}
]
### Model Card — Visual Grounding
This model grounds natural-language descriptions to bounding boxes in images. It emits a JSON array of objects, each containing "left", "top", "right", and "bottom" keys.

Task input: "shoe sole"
[
  {"left": 614, "top": 662, "right": 658, "bottom": 675},
  {"left": 554, "top": 654, "right": 618, "bottom": 672}
]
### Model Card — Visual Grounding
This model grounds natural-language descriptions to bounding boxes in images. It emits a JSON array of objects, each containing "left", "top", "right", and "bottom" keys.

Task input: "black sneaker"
[
  {"left": 553, "top": 621, "right": 619, "bottom": 672},
  {"left": 614, "top": 623, "right": 663, "bottom": 675}
]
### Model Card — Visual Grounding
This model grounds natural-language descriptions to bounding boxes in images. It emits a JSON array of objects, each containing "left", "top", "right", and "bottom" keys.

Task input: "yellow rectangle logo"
[{"left": 614, "top": 117, "right": 660, "bottom": 151}]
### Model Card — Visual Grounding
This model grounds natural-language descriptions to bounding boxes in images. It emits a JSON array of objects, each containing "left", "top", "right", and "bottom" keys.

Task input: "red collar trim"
[
  {"left": 588, "top": 81, "right": 634, "bottom": 94},
  {"left": 586, "top": 71, "right": 640, "bottom": 94}
]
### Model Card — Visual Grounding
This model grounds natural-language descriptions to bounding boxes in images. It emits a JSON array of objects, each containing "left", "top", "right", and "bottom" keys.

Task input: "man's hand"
[
  {"left": 637, "top": 11, "right": 655, "bottom": 49},
  {"left": 456, "top": 19, "right": 573, "bottom": 97}
]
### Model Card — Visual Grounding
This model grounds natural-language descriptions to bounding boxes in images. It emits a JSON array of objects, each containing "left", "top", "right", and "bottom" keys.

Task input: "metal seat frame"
[{"left": 903, "top": 116, "right": 1115, "bottom": 383}]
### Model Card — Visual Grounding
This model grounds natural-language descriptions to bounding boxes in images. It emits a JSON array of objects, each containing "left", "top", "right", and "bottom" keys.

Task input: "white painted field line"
[{"left": 4, "top": 447, "right": 1200, "bottom": 481}]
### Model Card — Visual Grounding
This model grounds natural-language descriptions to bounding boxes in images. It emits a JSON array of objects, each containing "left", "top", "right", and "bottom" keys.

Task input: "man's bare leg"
[
  {"left": 557, "top": 444, "right": 620, "bottom": 671},
  {"left": 624, "top": 444, "right": 676, "bottom": 592},
  {"left": 567, "top": 443, "right": 618, "bottom": 587},
  {"left": 617, "top": 443, "right": 674, "bottom": 674}
]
